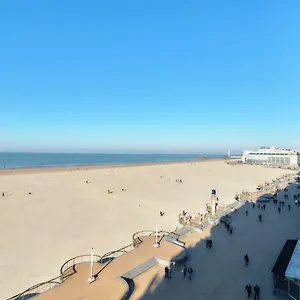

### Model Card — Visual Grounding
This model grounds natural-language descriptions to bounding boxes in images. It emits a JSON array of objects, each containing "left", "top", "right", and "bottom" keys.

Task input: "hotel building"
[{"left": 242, "top": 147, "right": 300, "bottom": 166}]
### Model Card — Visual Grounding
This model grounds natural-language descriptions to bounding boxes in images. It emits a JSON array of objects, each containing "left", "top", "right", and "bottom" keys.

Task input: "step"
[
  {"left": 175, "top": 226, "right": 193, "bottom": 236},
  {"left": 164, "top": 235, "right": 185, "bottom": 247},
  {"left": 122, "top": 257, "right": 158, "bottom": 279}
]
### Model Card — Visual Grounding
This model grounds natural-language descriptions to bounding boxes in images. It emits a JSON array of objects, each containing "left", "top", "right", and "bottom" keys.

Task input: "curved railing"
[
  {"left": 60, "top": 254, "right": 102, "bottom": 281},
  {"left": 132, "top": 230, "right": 180, "bottom": 244},
  {"left": 7, "top": 229, "right": 181, "bottom": 299},
  {"left": 7, "top": 276, "right": 62, "bottom": 300},
  {"left": 99, "top": 242, "right": 138, "bottom": 264}
]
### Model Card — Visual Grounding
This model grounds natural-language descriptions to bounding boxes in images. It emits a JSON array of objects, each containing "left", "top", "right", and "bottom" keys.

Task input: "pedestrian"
[
  {"left": 263, "top": 204, "right": 266, "bottom": 210},
  {"left": 168, "top": 266, "right": 172, "bottom": 278},
  {"left": 288, "top": 204, "right": 291, "bottom": 210},
  {"left": 209, "top": 239, "right": 212, "bottom": 249},
  {"left": 259, "top": 214, "right": 262, "bottom": 222},
  {"left": 188, "top": 267, "right": 193, "bottom": 280},
  {"left": 2, "top": 192, "right": 4, "bottom": 197},
  {"left": 244, "top": 254, "right": 249, "bottom": 265},
  {"left": 282, "top": 201, "right": 285, "bottom": 207},
  {"left": 278, "top": 207, "right": 281, "bottom": 213},
  {"left": 206, "top": 239, "right": 209, "bottom": 248},
  {"left": 245, "top": 283, "right": 252, "bottom": 298},
  {"left": 229, "top": 227, "right": 233, "bottom": 234},
  {"left": 164, "top": 266, "right": 169, "bottom": 278},
  {"left": 254, "top": 284, "right": 260, "bottom": 299},
  {"left": 226, "top": 224, "right": 230, "bottom": 232},
  {"left": 182, "top": 265, "right": 187, "bottom": 278},
  {"left": 252, "top": 203, "right": 255, "bottom": 208},
  {"left": 246, "top": 210, "right": 248, "bottom": 216}
]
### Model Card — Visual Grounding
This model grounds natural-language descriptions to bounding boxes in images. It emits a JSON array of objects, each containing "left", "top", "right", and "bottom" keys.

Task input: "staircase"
[
  {"left": 122, "top": 257, "right": 158, "bottom": 279},
  {"left": 164, "top": 235, "right": 185, "bottom": 247},
  {"left": 175, "top": 226, "right": 193, "bottom": 236}
]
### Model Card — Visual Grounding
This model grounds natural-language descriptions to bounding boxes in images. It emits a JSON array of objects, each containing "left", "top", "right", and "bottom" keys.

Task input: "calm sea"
[{"left": 0, "top": 152, "right": 226, "bottom": 169}]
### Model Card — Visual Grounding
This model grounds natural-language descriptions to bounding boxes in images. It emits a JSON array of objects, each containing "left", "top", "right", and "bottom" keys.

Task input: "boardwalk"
[
  {"left": 32, "top": 236, "right": 186, "bottom": 300},
  {"left": 139, "top": 182, "right": 300, "bottom": 299}
]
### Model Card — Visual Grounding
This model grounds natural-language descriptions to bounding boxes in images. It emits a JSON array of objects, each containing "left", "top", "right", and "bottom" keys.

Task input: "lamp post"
[
  {"left": 89, "top": 247, "right": 95, "bottom": 283},
  {"left": 154, "top": 222, "right": 160, "bottom": 247}
]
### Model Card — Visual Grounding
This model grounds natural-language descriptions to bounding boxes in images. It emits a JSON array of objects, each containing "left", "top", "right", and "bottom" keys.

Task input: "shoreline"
[{"left": 0, "top": 157, "right": 226, "bottom": 176}]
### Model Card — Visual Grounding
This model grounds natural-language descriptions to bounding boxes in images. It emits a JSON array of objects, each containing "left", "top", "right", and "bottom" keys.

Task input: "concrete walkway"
[{"left": 140, "top": 182, "right": 300, "bottom": 299}]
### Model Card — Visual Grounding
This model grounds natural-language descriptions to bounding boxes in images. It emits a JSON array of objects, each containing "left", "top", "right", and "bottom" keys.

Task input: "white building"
[{"left": 242, "top": 146, "right": 300, "bottom": 166}]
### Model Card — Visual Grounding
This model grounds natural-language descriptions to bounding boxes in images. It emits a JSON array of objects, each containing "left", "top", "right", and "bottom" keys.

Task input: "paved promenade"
[{"left": 139, "top": 182, "right": 300, "bottom": 299}]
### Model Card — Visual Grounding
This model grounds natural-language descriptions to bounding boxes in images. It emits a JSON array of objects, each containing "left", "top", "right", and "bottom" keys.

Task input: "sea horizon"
[{"left": 0, "top": 152, "right": 241, "bottom": 169}]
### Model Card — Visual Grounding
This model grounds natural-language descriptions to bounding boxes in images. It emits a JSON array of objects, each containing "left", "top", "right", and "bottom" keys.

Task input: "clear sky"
[{"left": 0, "top": 1, "right": 299, "bottom": 153}]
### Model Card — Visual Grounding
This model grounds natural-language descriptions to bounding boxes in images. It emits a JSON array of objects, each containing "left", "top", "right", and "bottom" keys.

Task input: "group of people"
[
  {"left": 257, "top": 204, "right": 266, "bottom": 210},
  {"left": 245, "top": 283, "right": 260, "bottom": 299},
  {"left": 164, "top": 265, "right": 194, "bottom": 281},
  {"left": 179, "top": 211, "right": 193, "bottom": 224},
  {"left": 224, "top": 222, "right": 233, "bottom": 234},
  {"left": 164, "top": 266, "right": 172, "bottom": 278},
  {"left": 182, "top": 264, "right": 193, "bottom": 280}
]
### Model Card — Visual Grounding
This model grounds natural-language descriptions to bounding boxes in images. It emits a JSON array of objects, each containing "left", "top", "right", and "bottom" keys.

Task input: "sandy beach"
[{"left": 0, "top": 159, "right": 295, "bottom": 299}]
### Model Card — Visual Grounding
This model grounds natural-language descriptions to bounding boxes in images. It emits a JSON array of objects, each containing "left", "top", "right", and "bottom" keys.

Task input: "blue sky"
[{"left": 0, "top": 1, "right": 300, "bottom": 153}]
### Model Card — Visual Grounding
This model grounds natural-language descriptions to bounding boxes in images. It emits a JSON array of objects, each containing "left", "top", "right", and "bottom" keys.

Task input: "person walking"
[
  {"left": 229, "top": 227, "right": 233, "bottom": 234},
  {"left": 246, "top": 210, "right": 248, "bottom": 216},
  {"left": 244, "top": 254, "right": 249, "bottom": 265},
  {"left": 278, "top": 207, "right": 281, "bottom": 213},
  {"left": 259, "top": 214, "right": 262, "bottom": 222},
  {"left": 188, "top": 267, "right": 193, "bottom": 280},
  {"left": 182, "top": 265, "right": 187, "bottom": 278},
  {"left": 168, "top": 266, "right": 172, "bottom": 278},
  {"left": 288, "top": 204, "right": 291, "bottom": 210},
  {"left": 209, "top": 239, "right": 212, "bottom": 249},
  {"left": 252, "top": 203, "right": 255, "bottom": 208},
  {"left": 164, "top": 266, "right": 169, "bottom": 278},
  {"left": 245, "top": 284, "right": 252, "bottom": 298},
  {"left": 254, "top": 284, "right": 260, "bottom": 299}
]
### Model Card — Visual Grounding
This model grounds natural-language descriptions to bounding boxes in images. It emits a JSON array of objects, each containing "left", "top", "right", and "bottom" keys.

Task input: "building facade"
[
  {"left": 242, "top": 147, "right": 300, "bottom": 166},
  {"left": 272, "top": 239, "right": 300, "bottom": 300}
]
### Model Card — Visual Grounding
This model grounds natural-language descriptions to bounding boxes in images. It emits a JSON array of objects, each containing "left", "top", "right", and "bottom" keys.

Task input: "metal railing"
[
  {"left": 99, "top": 242, "right": 138, "bottom": 264},
  {"left": 132, "top": 230, "right": 179, "bottom": 244},
  {"left": 273, "top": 275, "right": 300, "bottom": 300},
  {"left": 7, "top": 276, "right": 62, "bottom": 300},
  {"left": 60, "top": 254, "right": 102, "bottom": 281},
  {"left": 8, "top": 229, "right": 180, "bottom": 299}
]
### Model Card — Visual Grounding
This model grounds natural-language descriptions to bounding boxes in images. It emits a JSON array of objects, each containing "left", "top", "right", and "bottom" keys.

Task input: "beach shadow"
[{"left": 137, "top": 178, "right": 300, "bottom": 300}]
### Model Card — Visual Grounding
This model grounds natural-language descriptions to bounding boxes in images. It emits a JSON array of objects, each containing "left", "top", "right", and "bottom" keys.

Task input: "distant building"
[{"left": 242, "top": 146, "right": 300, "bottom": 166}]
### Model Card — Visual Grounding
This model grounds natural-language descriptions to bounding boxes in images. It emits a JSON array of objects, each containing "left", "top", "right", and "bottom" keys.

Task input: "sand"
[{"left": 0, "top": 159, "right": 295, "bottom": 299}]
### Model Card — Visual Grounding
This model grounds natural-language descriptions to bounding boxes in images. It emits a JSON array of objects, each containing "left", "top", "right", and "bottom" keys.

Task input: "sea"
[{"left": 0, "top": 152, "right": 227, "bottom": 169}]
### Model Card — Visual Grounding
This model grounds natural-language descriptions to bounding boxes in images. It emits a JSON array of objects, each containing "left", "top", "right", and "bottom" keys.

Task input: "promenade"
[{"left": 139, "top": 180, "right": 300, "bottom": 299}]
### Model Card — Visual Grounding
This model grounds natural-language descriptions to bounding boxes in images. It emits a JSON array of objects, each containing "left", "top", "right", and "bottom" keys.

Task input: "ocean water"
[{"left": 0, "top": 152, "right": 226, "bottom": 169}]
